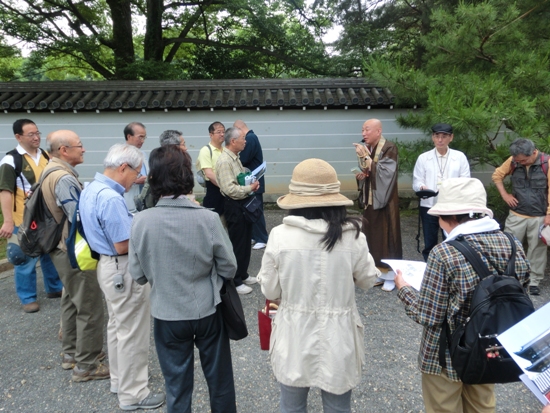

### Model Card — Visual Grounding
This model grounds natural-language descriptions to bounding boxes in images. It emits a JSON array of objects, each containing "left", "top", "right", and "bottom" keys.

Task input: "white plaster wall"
[{"left": 0, "top": 108, "right": 428, "bottom": 199}]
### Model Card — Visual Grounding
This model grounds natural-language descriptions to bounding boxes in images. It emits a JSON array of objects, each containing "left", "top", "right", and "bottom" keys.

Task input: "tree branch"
[{"left": 165, "top": 37, "right": 329, "bottom": 75}]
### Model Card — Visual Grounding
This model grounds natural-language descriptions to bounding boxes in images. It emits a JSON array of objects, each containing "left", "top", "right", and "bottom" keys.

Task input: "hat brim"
[
  {"left": 277, "top": 193, "right": 353, "bottom": 210},
  {"left": 427, "top": 205, "right": 493, "bottom": 218}
]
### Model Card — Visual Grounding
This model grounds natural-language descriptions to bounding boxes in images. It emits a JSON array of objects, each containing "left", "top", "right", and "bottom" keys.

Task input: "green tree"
[
  {"left": 0, "top": 0, "right": 337, "bottom": 80},
  {"left": 346, "top": 0, "right": 550, "bottom": 169}
]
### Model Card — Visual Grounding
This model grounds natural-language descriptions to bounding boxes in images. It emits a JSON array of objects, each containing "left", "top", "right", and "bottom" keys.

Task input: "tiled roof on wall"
[{"left": 0, "top": 78, "right": 396, "bottom": 113}]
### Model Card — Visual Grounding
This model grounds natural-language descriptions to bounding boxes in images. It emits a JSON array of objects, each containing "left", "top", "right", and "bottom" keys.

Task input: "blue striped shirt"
[{"left": 80, "top": 172, "right": 133, "bottom": 256}]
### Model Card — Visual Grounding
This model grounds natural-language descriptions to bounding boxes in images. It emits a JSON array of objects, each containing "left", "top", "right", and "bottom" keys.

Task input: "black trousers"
[
  {"left": 224, "top": 197, "right": 252, "bottom": 286},
  {"left": 203, "top": 181, "right": 225, "bottom": 216},
  {"left": 154, "top": 310, "right": 236, "bottom": 413},
  {"left": 420, "top": 206, "right": 444, "bottom": 262}
]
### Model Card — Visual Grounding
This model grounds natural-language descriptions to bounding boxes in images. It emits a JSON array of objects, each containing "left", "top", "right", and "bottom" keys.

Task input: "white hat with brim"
[
  {"left": 427, "top": 177, "right": 493, "bottom": 218},
  {"left": 276, "top": 158, "right": 353, "bottom": 210}
]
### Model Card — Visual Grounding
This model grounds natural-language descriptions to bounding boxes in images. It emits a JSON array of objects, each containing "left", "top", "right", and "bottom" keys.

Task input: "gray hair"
[
  {"left": 509, "top": 138, "right": 535, "bottom": 157},
  {"left": 159, "top": 130, "right": 183, "bottom": 146},
  {"left": 46, "top": 134, "right": 71, "bottom": 156},
  {"left": 224, "top": 127, "right": 242, "bottom": 146},
  {"left": 103, "top": 143, "right": 144, "bottom": 170}
]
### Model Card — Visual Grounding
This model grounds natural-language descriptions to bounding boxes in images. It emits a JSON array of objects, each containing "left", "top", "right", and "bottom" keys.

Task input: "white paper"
[
  {"left": 381, "top": 259, "right": 426, "bottom": 291},
  {"left": 498, "top": 302, "right": 550, "bottom": 404},
  {"left": 250, "top": 161, "right": 266, "bottom": 180}
]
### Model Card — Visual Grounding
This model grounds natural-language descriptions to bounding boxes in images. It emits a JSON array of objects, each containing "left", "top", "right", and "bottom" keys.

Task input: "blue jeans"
[
  {"left": 251, "top": 193, "right": 269, "bottom": 244},
  {"left": 13, "top": 227, "right": 63, "bottom": 305},
  {"left": 279, "top": 383, "right": 352, "bottom": 413}
]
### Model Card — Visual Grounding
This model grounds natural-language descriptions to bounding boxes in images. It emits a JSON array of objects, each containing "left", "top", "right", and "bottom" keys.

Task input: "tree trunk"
[
  {"left": 106, "top": 0, "right": 136, "bottom": 79},
  {"left": 144, "top": 0, "right": 164, "bottom": 62}
]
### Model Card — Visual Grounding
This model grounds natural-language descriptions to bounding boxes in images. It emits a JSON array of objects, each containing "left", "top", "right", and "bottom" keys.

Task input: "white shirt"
[{"left": 413, "top": 148, "right": 470, "bottom": 208}]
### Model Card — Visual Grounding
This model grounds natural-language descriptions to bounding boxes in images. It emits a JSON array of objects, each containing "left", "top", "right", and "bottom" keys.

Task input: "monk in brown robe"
[{"left": 354, "top": 119, "right": 402, "bottom": 273}]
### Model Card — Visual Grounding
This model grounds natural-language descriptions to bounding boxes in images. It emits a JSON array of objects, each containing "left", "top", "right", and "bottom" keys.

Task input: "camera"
[{"left": 113, "top": 274, "right": 125, "bottom": 292}]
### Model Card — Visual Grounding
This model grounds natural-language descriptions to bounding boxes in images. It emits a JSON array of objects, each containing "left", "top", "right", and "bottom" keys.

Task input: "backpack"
[
  {"left": 439, "top": 232, "right": 535, "bottom": 384},
  {"left": 66, "top": 198, "right": 99, "bottom": 271},
  {"left": 17, "top": 166, "right": 66, "bottom": 257},
  {"left": 196, "top": 145, "right": 213, "bottom": 188},
  {"left": 134, "top": 181, "right": 155, "bottom": 212},
  {"left": 6, "top": 148, "right": 50, "bottom": 212}
]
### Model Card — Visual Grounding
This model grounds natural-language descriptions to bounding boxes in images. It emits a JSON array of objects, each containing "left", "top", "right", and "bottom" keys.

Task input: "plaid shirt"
[
  {"left": 397, "top": 230, "right": 530, "bottom": 381},
  {"left": 215, "top": 148, "right": 253, "bottom": 200}
]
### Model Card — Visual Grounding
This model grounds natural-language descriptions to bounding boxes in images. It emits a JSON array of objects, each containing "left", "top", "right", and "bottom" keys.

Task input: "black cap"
[{"left": 431, "top": 123, "right": 453, "bottom": 134}]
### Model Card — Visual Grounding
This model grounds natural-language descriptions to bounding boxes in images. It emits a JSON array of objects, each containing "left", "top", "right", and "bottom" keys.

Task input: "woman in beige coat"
[{"left": 258, "top": 158, "right": 380, "bottom": 413}]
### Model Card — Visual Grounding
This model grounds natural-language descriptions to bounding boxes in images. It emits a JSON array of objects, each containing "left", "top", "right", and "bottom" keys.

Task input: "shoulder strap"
[
  {"left": 448, "top": 236, "right": 492, "bottom": 280},
  {"left": 502, "top": 232, "right": 517, "bottom": 276},
  {"left": 208, "top": 144, "right": 212, "bottom": 158},
  {"left": 541, "top": 153, "right": 550, "bottom": 175}
]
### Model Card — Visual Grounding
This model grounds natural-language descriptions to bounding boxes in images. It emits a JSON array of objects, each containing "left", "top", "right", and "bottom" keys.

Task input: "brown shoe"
[
  {"left": 62, "top": 351, "right": 106, "bottom": 370},
  {"left": 72, "top": 363, "right": 110, "bottom": 382},
  {"left": 47, "top": 291, "right": 62, "bottom": 299},
  {"left": 22, "top": 302, "right": 39, "bottom": 313}
]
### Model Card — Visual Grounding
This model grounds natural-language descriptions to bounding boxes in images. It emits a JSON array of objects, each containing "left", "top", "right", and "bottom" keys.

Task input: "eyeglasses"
[
  {"left": 134, "top": 135, "right": 147, "bottom": 141},
  {"left": 20, "top": 132, "right": 41, "bottom": 138},
  {"left": 127, "top": 164, "right": 142, "bottom": 179},
  {"left": 211, "top": 130, "right": 225, "bottom": 135},
  {"left": 62, "top": 144, "right": 84, "bottom": 150}
]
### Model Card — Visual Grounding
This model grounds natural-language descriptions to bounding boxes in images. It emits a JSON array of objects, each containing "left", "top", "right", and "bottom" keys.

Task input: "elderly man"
[
  {"left": 413, "top": 123, "right": 470, "bottom": 261},
  {"left": 234, "top": 119, "right": 268, "bottom": 250},
  {"left": 134, "top": 130, "right": 187, "bottom": 211},
  {"left": 354, "top": 118, "right": 402, "bottom": 289},
  {"left": 216, "top": 127, "right": 260, "bottom": 294},
  {"left": 197, "top": 122, "right": 226, "bottom": 216},
  {"left": 159, "top": 129, "right": 186, "bottom": 149},
  {"left": 80, "top": 144, "right": 165, "bottom": 411},
  {"left": 492, "top": 138, "right": 550, "bottom": 296},
  {"left": 0, "top": 118, "right": 62, "bottom": 313},
  {"left": 123, "top": 122, "right": 148, "bottom": 214},
  {"left": 42, "top": 130, "right": 107, "bottom": 381}
]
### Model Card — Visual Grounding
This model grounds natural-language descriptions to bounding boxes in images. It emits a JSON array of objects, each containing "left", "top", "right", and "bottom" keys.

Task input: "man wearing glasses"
[
  {"left": 79, "top": 143, "right": 165, "bottom": 411},
  {"left": 42, "top": 130, "right": 108, "bottom": 382},
  {"left": 412, "top": 123, "right": 470, "bottom": 261},
  {"left": 0, "top": 118, "right": 62, "bottom": 313},
  {"left": 197, "top": 122, "right": 226, "bottom": 219},
  {"left": 123, "top": 122, "right": 148, "bottom": 214}
]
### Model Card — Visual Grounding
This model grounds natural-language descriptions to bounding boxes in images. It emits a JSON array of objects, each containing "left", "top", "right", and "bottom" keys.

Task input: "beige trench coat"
[{"left": 258, "top": 215, "right": 379, "bottom": 394}]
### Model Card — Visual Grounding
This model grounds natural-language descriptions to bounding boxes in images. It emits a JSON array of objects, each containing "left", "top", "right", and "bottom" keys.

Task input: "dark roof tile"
[{"left": 0, "top": 78, "right": 399, "bottom": 112}]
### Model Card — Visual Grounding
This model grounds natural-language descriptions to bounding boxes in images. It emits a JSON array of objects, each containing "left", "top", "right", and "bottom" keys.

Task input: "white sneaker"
[
  {"left": 381, "top": 280, "right": 396, "bottom": 292},
  {"left": 252, "top": 242, "right": 266, "bottom": 250},
  {"left": 236, "top": 284, "right": 253, "bottom": 295},
  {"left": 242, "top": 276, "right": 258, "bottom": 285}
]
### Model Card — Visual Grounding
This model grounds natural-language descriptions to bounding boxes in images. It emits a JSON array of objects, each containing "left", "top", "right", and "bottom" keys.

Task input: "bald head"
[
  {"left": 47, "top": 130, "right": 85, "bottom": 166},
  {"left": 362, "top": 119, "right": 382, "bottom": 147},
  {"left": 233, "top": 119, "right": 249, "bottom": 134}
]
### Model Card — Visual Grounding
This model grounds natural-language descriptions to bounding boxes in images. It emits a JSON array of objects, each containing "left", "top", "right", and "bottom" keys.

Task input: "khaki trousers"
[
  {"left": 97, "top": 254, "right": 151, "bottom": 405},
  {"left": 505, "top": 213, "right": 547, "bottom": 286},
  {"left": 422, "top": 370, "right": 495, "bottom": 413},
  {"left": 49, "top": 248, "right": 104, "bottom": 370}
]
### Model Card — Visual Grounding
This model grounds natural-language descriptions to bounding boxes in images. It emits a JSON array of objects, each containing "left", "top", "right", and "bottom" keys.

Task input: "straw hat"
[
  {"left": 277, "top": 159, "right": 353, "bottom": 209},
  {"left": 428, "top": 178, "right": 493, "bottom": 218}
]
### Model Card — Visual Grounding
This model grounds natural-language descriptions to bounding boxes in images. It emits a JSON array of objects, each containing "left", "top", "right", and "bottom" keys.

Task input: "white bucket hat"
[
  {"left": 428, "top": 178, "right": 493, "bottom": 218},
  {"left": 277, "top": 158, "right": 353, "bottom": 209}
]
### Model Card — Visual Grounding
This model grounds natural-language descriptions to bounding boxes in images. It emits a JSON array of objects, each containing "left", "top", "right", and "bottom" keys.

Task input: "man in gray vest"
[{"left": 492, "top": 138, "right": 550, "bottom": 295}]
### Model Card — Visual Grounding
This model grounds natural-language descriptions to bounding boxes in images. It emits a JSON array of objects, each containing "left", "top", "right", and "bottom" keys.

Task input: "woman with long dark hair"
[
  {"left": 258, "top": 158, "right": 380, "bottom": 413},
  {"left": 129, "top": 144, "right": 238, "bottom": 413}
]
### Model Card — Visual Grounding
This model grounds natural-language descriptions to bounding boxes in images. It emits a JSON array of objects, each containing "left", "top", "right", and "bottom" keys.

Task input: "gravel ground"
[{"left": 0, "top": 208, "right": 547, "bottom": 412}]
